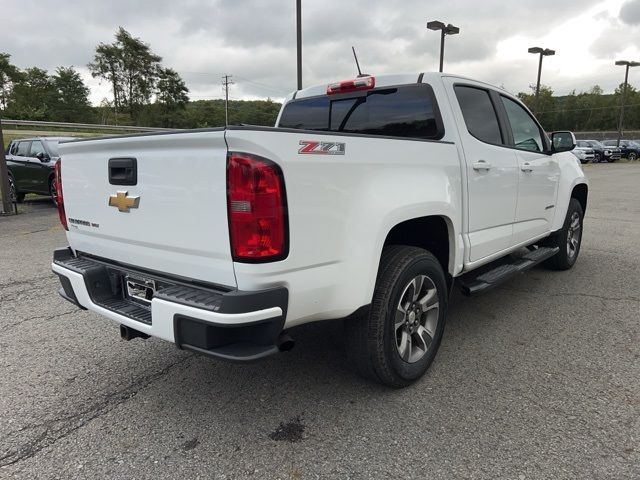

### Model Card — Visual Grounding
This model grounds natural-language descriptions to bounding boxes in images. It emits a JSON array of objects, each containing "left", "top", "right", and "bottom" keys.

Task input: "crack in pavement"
[
  {"left": 0, "top": 353, "right": 194, "bottom": 468},
  {"left": 0, "top": 309, "right": 78, "bottom": 332}
]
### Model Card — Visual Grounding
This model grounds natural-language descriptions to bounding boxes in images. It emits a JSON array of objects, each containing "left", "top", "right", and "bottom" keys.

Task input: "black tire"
[
  {"left": 628, "top": 152, "right": 637, "bottom": 161},
  {"left": 594, "top": 153, "right": 601, "bottom": 163},
  {"left": 543, "top": 198, "right": 584, "bottom": 270},
  {"left": 344, "top": 246, "right": 448, "bottom": 388}
]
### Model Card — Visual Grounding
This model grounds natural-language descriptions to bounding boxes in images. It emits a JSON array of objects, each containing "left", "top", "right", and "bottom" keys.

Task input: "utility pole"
[
  {"left": 0, "top": 117, "right": 12, "bottom": 214},
  {"left": 222, "top": 74, "right": 234, "bottom": 126},
  {"left": 615, "top": 60, "right": 640, "bottom": 147},
  {"left": 296, "top": 0, "right": 302, "bottom": 90}
]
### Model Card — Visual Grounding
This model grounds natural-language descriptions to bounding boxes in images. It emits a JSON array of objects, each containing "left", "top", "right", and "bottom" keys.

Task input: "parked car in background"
[
  {"left": 572, "top": 143, "right": 595, "bottom": 163},
  {"left": 4, "top": 136, "right": 75, "bottom": 204},
  {"left": 578, "top": 140, "right": 621, "bottom": 162},
  {"left": 602, "top": 139, "right": 640, "bottom": 160}
]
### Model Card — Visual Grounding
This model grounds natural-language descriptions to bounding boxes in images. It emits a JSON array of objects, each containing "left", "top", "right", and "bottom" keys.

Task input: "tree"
[
  {"left": 88, "top": 43, "right": 123, "bottom": 113},
  {"left": 88, "top": 27, "right": 162, "bottom": 121},
  {"left": 51, "top": 67, "right": 93, "bottom": 122},
  {"left": 157, "top": 68, "right": 189, "bottom": 108},
  {"left": 0, "top": 53, "right": 22, "bottom": 110},
  {"left": 7, "top": 67, "right": 56, "bottom": 120},
  {"left": 155, "top": 68, "right": 189, "bottom": 127}
]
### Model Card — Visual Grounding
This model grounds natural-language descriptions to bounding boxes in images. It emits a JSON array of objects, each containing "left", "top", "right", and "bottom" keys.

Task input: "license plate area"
[{"left": 124, "top": 275, "right": 156, "bottom": 306}]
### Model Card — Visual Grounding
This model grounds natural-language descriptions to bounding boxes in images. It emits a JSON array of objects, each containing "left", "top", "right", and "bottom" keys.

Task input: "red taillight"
[
  {"left": 54, "top": 159, "right": 68, "bottom": 230},
  {"left": 227, "top": 153, "right": 287, "bottom": 261},
  {"left": 327, "top": 76, "right": 375, "bottom": 95}
]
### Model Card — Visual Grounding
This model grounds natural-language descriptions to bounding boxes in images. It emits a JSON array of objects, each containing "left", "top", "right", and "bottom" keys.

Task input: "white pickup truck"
[{"left": 52, "top": 73, "right": 587, "bottom": 387}]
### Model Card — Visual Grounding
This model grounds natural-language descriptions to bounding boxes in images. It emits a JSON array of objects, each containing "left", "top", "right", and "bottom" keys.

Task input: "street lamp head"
[
  {"left": 427, "top": 20, "right": 446, "bottom": 31},
  {"left": 445, "top": 24, "right": 460, "bottom": 35},
  {"left": 529, "top": 47, "right": 555, "bottom": 56},
  {"left": 616, "top": 60, "right": 640, "bottom": 67}
]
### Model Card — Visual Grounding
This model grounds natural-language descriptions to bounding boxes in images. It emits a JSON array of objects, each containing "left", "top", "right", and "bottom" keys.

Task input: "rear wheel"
[
  {"left": 594, "top": 153, "right": 601, "bottom": 163},
  {"left": 49, "top": 177, "right": 58, "bottom": 206},
  {"left": 628, "top": 152, "right": 637, "bottom": 161},
  {"left": 543, "top": 198, "right": 584, "bottom": 270},
  {"left": 344, "top": 246, "right": 448, "bottom": 388}
]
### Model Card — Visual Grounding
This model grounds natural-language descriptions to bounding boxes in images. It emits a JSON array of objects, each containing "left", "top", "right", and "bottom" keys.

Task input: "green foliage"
[
  {"left": 89, "top": 28, "right": 179, "bottom": 122},
  {"left": 517, "top": 83, "right": 639, "bottom": 132},
  {"left": 51, "top": 67, "right": 93, "bottom": 122},
  {"left": 7, "top": 67, "right": 56, "bottom": 120},
  {"left": 0, "top": 53, "right": 22, "bottom": 109}
]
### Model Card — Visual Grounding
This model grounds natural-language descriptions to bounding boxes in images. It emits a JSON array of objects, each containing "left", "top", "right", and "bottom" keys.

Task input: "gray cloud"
[
  {"left": 0, "top": 0, "right": 626, "bottom": 103},
  {"left": 620, "top": 0, "right": 640, "bottom": 24}
]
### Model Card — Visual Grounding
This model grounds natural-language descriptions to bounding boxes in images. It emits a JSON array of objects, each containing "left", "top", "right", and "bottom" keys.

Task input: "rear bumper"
[{"left": 52, "top": 248, "right": 288, "bottom": 362}]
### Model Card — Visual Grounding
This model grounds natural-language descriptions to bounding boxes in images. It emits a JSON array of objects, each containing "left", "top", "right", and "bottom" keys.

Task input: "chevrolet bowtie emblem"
[{"left": 108, "top": 191, "right": 140, "bottom": 212}]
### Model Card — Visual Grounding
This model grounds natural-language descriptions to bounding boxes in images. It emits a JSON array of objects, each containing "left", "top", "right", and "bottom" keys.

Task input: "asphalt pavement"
[{"left": 0, "top": 164, "right": 638, "bottom": 479}]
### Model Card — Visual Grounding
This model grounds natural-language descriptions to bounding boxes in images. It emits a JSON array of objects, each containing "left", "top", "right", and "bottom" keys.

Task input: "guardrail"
[{"left": 1, "top": 119, "right": 179, "bottom": 133}]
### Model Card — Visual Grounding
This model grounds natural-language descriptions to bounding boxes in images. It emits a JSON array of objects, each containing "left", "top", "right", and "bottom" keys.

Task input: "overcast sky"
[{"left": 2, "top": 0, "right": 639, "bottom": 104}]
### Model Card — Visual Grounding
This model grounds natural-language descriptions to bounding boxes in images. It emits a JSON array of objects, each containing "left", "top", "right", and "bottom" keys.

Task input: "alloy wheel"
[
  {"left": 50, "top": 179, "right": 58, "bottom": 206},
  {"left": 394, "top": 275, "right": 440, "bottom": 363},
  {"left": 566, "top": 211, "right": 582, "bottom": 260}
]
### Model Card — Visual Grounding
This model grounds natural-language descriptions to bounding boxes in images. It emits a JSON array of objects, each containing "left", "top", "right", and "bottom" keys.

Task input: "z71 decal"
[{"left": 298, "top": 140, "right": 346, "bottom": 155}]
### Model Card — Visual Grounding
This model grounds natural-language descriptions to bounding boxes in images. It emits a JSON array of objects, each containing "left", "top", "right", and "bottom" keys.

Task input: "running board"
[{"left": 457, "top": 246, "right": 559, "bottom": 296}]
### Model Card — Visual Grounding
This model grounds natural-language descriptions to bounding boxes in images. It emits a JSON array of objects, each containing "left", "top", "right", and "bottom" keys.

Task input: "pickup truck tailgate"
[{"left": 58, "top": 130, "right": 236, "bottom": 288}]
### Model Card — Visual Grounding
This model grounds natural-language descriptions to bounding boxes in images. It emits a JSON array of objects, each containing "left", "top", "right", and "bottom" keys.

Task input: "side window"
[
  {"left": 501, "top": 96, "right": 544, "bottom": 152},
  {"left": 29, "top": 140, "right": 46, "bottom": 158},
  {"left": 454, "top": 86, "right": 503, "bottom": 145},
  {"left": 16, "top": 141, "right": 30, "bottom": 157}
]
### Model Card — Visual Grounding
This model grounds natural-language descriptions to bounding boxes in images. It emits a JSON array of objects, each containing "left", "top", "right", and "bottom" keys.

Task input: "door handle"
[
  {"left": 521, "top": 162, "right": 534, "bottom": 173},
  {"left": 472, "top": 160, "right": 492, "bottom": 171}
]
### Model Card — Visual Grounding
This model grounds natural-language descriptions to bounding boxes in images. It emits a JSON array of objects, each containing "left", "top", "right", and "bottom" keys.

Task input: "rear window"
[
  {"left": 454, "top": 86, "right": 503, "bottom": 145},
  {"left": 46, "top": 140, "right": 61, "bottom": 157},
  {"left": 278, "top": 84, "right": 443, "bottom": 140}
]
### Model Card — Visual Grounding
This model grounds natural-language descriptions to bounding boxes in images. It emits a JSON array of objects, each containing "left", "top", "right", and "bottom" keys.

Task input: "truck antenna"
[{"left": 352, "top": 46, "right": 368, "bottom": 77}]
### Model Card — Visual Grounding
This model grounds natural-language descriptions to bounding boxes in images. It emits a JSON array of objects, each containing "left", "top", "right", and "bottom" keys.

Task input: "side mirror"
[
  {"left": 36, "top": 152, "right": 49, "bottom": 162},
  {"left": 551, "top": 131, "right": 576, "bottom": 153}
]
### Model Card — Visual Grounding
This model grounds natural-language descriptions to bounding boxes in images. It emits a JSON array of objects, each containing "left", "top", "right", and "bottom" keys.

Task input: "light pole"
[
  {"left": 528, "top": 47, "right": 555, "bottom": 114},
  {"left": 615, "top": 60, "right": 640, "bottom": 147},
  {"left": 427, "top": 21, "right": 460, "bottom": 73}
]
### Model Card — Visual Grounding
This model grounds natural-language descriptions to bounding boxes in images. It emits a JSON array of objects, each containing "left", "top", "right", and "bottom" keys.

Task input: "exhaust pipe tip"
[
  {"left": 120, "top": 324, "right": 150, "bottom": 341},
  {"left": 277, "top": 332, "right": 295, "bottom": 352}
]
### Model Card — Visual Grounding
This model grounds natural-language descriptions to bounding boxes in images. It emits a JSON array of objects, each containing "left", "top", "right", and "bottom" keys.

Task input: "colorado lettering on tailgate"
[{"left": 298, "top": 140, "right": 346, "bottom": 155}]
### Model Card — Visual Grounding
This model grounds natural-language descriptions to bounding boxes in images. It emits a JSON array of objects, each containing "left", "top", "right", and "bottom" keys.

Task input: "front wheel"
[
  {"left": 594, "top": 153, "right": 601, "bottom": 163},
  {"left": 344, "top": 246, "right": 448, "bottom": 388},
  {"left": 543, "top": 198, "right": 584, "bottom": 270},
  {"left": 7, "top": 177, "right": 24, "bottom": 203},
  {"left": 628, "top": 152, "right": 637, "bottom": 161}
]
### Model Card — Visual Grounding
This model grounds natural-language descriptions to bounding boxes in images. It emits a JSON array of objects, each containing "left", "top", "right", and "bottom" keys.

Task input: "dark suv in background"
[
  {"left": 4, "top": 136, "right": 75, "bottom": 205},
  {"left": 577, "top": 140, "right": 621, "bottom": 162},
  {"left": 602, "top": 139, "right": 640, "bottom": 160}
]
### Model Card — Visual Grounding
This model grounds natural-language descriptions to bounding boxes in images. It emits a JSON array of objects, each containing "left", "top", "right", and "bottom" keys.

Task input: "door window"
[
  {"left": 29, "top": 141, "right": 46, "bottom": 158},
  {"left": 16, "top": 141, "right": 30, "bottom": 157},
  {"left": 500, "top": 96, "right": 544, "bottom": 152},
  {"left": 454, "top": 86, "right": 503, "bottom": 145}
]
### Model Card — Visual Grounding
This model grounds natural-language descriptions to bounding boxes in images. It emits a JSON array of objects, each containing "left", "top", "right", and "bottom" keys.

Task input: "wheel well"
[
  {"left": 383, "top": 216, "right": 451, "bottom": 274},
  {"left": 571, "top": 184, "right": 588, "bottom": 214}
]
